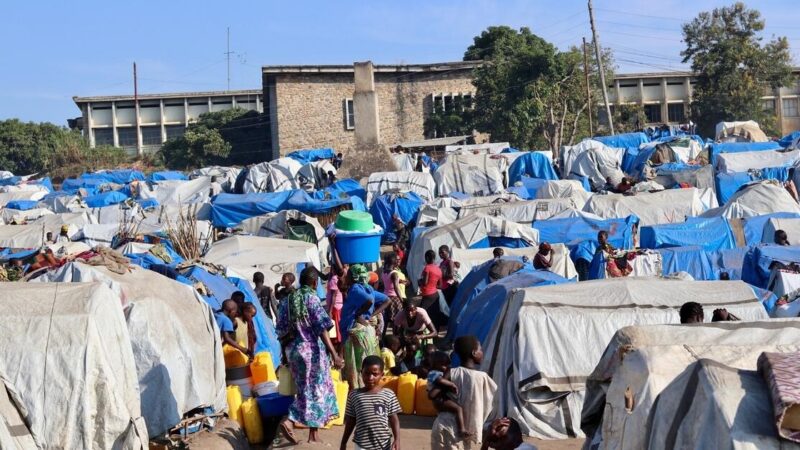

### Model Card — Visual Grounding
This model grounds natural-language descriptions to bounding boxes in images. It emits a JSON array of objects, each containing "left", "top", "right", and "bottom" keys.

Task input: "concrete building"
[
  {"left": 605, "top": 69, "right": 800, "bottom": 134},
  {"left": 261, "top": 61, "right": 478, "bottom": 158},
  {"left": 72, "top": 90, "right": 263, "bottom": 154}
]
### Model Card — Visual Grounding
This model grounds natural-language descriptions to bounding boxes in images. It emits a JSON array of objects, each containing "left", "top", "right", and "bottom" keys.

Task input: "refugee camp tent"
[
  {"left": 639, "top": 216, "right": 735, "bottom": 251},
  {"left": 741, "top": 212, "right": 800, "bottom": 246},
  {"left": 716, "top": 149, "right": 800, "bottom": 173},
  {"left": 0, "top": 283, "right": 147, "bottom": 449},
  {"left": 433, "top": 154, "right": 510, "bottom": 197},
  {"left": 592, "top": 132, "right": 650, "bottom": 149},
  {"left": 703, "top": 181, "right": 800, "bottom": 219},
  {"left": 391, "top": 153, "right": 417, "bottom": 172},
  {"left": 445, "top": 142, "right": 510, "bottom": 154},
  {"left": 715, "top": 120, "right": 769, "bottom": 142},
  {"left": 148, "top": 171, "right": 188, "bottom": 182},
  {"left": 407, "top": 214, "right": 539, "bottom": 288},
  {"left": 715, "top": 166, "right": 791, "bottom": 205},
  {"left": 31, "top": 211, "right": 96, "bottom": 240},
  {"left": 533, "top": 215, "right": 637, "bottom": 249},
  {"left": 507, "top": 152, "right": 558, "bottom": 184},
  {"left": 137, "top": 177, "right": 211, "bottom": 206},
  {"left": 235, "top": 210, "right": 329, "bottom": 266},
  {"left": 762, "top": 217, "right": 800, "bottom": 245},
  {"left": 296, "top": 160, "right": 336, "bottom": 190},
  {"left": 0, "top": 207, "right": 52, "bottom": 224},
  {"left": 0, "top": 191, "right": 47, "bottom": 207},
  {"left": 457, "top": 199, "right": 576, "bottom": 224},
  {"left": 517, "top": 179, "right": 593, "bottom": 210},
  {"left": 286, "top": 148, "right": 335, "bottom": 164},
  {"left": 741, "top": 244, "right": 800, "bottom": 297},
  {"left": 708, "top": 141, "right": 783, "bottom": 166},
  {"left": 481, "top": 278, "right": 768, "bottom": 439},
  {"left": 365, "top": 171, "right": 436, "bottom": 205},
  {"left": 583, "top": 188, "right": 716, "bottom": 226},
  {"left": 0, "top": 224, "right": 45, "bottom": 248},
  {"left": 560, "top": 140, "right": 625, "bottom": 191},
  {"left": 368, "top": 192, "right": 423, "bottom": 243},
  {"left": 210, "top": 190, "right": 365, "bottom": 228},
  {"left": 582, "top": 319, "right": 800, "bottom": 450},
  {"left": 36, "top": 263, "right": 226, "bottom": 437},
  {"left": 239, "top": 160, "right": 299, "bottom": 194},
  {"left": 451, "top": 244, "right": 577, "bottom": 281},
  {"left": 190, "top": 166, "right": 241, "bottom": 192},
  {"left": 37, "top": 194, "right": 85, "bottom": 213}
]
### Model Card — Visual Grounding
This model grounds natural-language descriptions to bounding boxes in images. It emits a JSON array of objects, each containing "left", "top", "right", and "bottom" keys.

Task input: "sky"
[{"left": 1, "top": 0, "right": 798, "bottom": 124}]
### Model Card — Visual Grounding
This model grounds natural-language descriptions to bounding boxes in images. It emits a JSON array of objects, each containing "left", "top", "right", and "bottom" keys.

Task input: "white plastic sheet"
[
  {"left": 584, "top": 188, "right": 716, "bottom": 226},
  {"left": 366, "top": 171, "right": 436, "bottom": 206}
]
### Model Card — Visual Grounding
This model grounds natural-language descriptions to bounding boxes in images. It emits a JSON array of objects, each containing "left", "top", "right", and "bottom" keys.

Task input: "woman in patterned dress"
[{"left": 276, "top": 267, "right": 344, "bottom": 442}]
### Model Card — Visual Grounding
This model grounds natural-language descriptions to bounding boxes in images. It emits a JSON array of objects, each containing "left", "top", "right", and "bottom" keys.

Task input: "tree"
[
  {"left": 160, "top": 126, "right": 231, "bottom": 170},
  {"left": 424, "top": 95, "right": 473, "bottom": 138},
  {"left": 681, "top": 2, "right": 793, "bottom": 137}
]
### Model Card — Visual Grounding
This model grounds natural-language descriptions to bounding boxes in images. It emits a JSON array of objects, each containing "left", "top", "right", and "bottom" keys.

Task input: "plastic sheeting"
[
  {"left": 717, "top": 149, "right": 800, "bottom": 173},
  {"left": 507, "top": 152, "right": 558, "bottom": 184},
  {"left": 286, "top": 148, "right": 335, "bottom": 165},
  {"left": 190, "top": 166, "right": 241, "bottom": 193},
  {"left": 433, "top": 154, "right": 510, "bottom": 197},
  {"left": 0, "top": 190, "right": 47, "bottom": 207},
  {"left": 85, "top": 190, "right": 130, "bottom": 208},
  {"left": 742, "top": 212, "right": 800, "bottom": 245},
  {"left": 704, "top": 181, "right": 800, "bottom": 219},
  {"left": 519, "top": 178, "right": 593, "bottom": 210},
  {"left": 311, "top": 178, "right": 366, "bottom": 202},
  {"left": 715, "top": 167, "right": 791, "bottom": 205},
  {"left": 560, "top": 140, "right": 625, "bottom": 191},
  {"left": 640, "top": 216, "right": 735, "bottom": 251},
  {"left": 148, "top": 171, "right": 188, "bottom": 182},
  {"left": 592, "top": 132, "right": 649, "bottom": 149},
  {"left": 368, "top": 192, "right": 423, "bottom": 243},
  {"left": 481, "top": 277, "right": 769, "bottom": 439},
  {"left": 0, "top": 282, "right": 147, "bottom": 449},
  {"left": 451, "top": 244, "right": 576, "bottom": 284},
  {"left": 458, "top": 199, "right": 576, "bottom": 224},
  {"left": 81, "top": 169, "right": 145, "bottom": 185},
  {"left": 533, "top": 215, "right": 637, "bottom": 251},
  {"left": 239, "top": 161, "right": 299, "bottom": 194},
  {"left": 138, "top": 177, "right": 211, "bottom": 206},
  {"left": 365, "top": 171, "right": 436, "bottom": 206},
  {"left": 742, "top": 244, "right": 800, "bottom": 289},
  {"left": 0, "top": 224, "right": 45, "bottom": 248},
  {"left": 210, "top": 190, "right": 365, "bottom": 228},
  {"left": 708, "top": 141, "right": 782, "bottom": 166},
  {"left": 583, "top": 188, "right": 715, "bottom": 226}
]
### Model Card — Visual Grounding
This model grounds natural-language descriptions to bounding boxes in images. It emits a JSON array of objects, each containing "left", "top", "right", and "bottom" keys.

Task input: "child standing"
[
  {"left": 428, "top": 351, "right": 472, "bottom": 439},
  {"left": 327, "top": 265, "right": 346, "bottom": 345},
  {"left": 274, "top": 273, "right": 296, "bottom": 302},
  {"left": 340, "top": 355, "right": 402, "bottom": 450}
]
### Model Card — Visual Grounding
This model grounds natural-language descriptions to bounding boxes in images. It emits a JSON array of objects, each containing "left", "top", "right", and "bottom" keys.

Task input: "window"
[
  {"left": 643, "top": 104, "right": 662, "bottom": 123},
  {"left": 431, "top": 92, "right": 474, "bottom": 114},
  {"left": 667, "top": 103, "right": 685, "bottom": 123},
  {"left": 344, "top": 99, "right": 355, "bottom": 130},
  {"left": 783, "top": 98, "right": 799, "bottom": 117},
  {"left": 94, "top": 128, "right": 113, "bottom": 146},
  {"left": 165, "top": 125, "right": 185, "bottom": 140},
  {"left": 117, "top": 127, "right": 137, "bottom": 147},
  {"left": 141, "top": 126, "right": 162, "bottom": 145},
  {"left": 762, "top": 99, "right": 776, "bottom": 113}
]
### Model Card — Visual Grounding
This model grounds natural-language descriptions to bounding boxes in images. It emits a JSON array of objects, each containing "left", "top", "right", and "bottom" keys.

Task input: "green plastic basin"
[{"left": 335, "top": 210, "right": 374, "bottom": 232}]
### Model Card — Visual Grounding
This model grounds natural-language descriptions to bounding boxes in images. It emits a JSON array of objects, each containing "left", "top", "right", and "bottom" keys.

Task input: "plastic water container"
[
  {"left": 256, "top": 393, "right": 294, "bottom": 417},
  {"left": 226, "top": 385, "right": 244, "bottom": 426},
  {"left": 251, "top": 353, "right": 276, "bottom": 384},
  {"left": 326, "top": 381, "right": 349, "bottom": 427},
  {"left": 335, "top": 210, "right": 374, "bottom": 232},
  {"left": 397, "top": 372, "right": 418, "bottom": 414},
  {"left": 223, "top": 345, "right": 248, "bottom": 368},
  {"left": 241, "top": 398, "right": 264, "bottom": 444},
  {"left": 227, "top": 365, "right": 253, "bottom": 398},
  {"left": 380, "top": 376, "right": 399, "bottom": 394},
  {"left": 330, "top": 368, "right": 342, "bottom": 383},
  {"left": 253, "top": 381, "right": 279, "bottom": 397},
  {"left": 414, "top": 380, "right": 437, "bottom": 416},
  {"left": 335, "top": 229, "right": 383, "bottom": 264},
  {"left": 277, "top": 365, "right": 296, "bottom": 396}
]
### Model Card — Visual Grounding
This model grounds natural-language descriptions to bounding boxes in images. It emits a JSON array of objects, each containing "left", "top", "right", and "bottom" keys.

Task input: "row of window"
[
  {"left": 764, "top": 98, "right": 800, "bottom": 117},
  {"left": 343, "top": 93, "right": 475, "bottom": 131},
  {"left": 603, "top": 103, "right": 686, "bottom": 124},
  {"left": 93, "top": 125, "right": 185, "bottom": 147}
]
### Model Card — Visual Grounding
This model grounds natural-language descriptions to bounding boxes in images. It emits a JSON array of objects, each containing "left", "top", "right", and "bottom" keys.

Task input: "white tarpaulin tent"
[
  {"left": 37, "top": 194, "right": 86, "bottom": 213},
  {"left": 0, "top": 282, "right": 147, "bottom": 449},
  {"left": 32, "top": 211, "right": 96, "bottom": 240},
  {"left": 0, "top": 208, "right": 52, "bottom": 224},
  {"left": 407, "top": 214, "right": 539, "bottom": 288},
  {"left": 366, "top": 171, "right": 436, "bottom": 206},
  {"left": 190, "top": 166, "right": 241, "bottom": 192},
  {"left": 241, "top": 161, "right": 298, "bottom": 194},
  {"left": 0, "top": 224, "right": 45, "bottom": 248},
  {"left": 481, "top": 278, "right": 769, "bottom": 439},
  {"left": 444, "top": 142, "right": 510, "bottom": 154},
  {"left": 762, "top": 217, "right": 800, "bottom": 245},
  {"left": 35, "top": 263, "right": 227, "bottom": 437},
  {"left": 137, "top": 177, "right": 211, "bottom": 206},
  {"left": 583, "top": 188, "right": 717, "bottom": 226},
  {"left": 391, "top": 154, "right": 417, "bottom": 172},
  {"left": 434, "top": 154, "right": 510, "bottom": 197},
  {"left": 528, "top": 180, "right": 593, "bottom": 210},
  {"left": 703, "top": 181, "right": 800, "bottom": 219},
  {"left": 451, "top": 245, "right": 577, "bottom": 280},
  {"left": 457, "top": 199, "right": 577, "bottom": 224},
  {"left": 297, "top": 160, "right": 336, "bottom": 190},
  {"left": 236, "top": 210, "right": 329, "bottom": 267},
  {"left": 715, "top": 120, "right": 768, "bottom": 142},
  {"left": 582, "top": 319, "right": 800, "bottom": 450},
  {"left": 203, "top": 235, "right": 322, "bottom": 287},
  {"left": 717, "top": 149, "right": 800, "bottom": 173},
  {"left": 0, "top": 191, "right": 47, "bottom": 207},
  {"left": 560, "top": 140, "right": 625, "bottom": 191}
]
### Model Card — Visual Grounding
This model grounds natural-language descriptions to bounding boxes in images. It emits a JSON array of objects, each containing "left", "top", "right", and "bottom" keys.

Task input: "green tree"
[
  {"left": 681, "top": 2, "right": 793, "bottom": 137},
  {"left": 424, "top": 95, "right": 473, "bottom": 138},
  {"left": 160, "top": 126, "right": 231, "bottom": 170}
]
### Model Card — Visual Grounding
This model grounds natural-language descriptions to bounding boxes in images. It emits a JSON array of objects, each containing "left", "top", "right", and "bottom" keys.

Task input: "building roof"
[
  {"left": 262, "top": 61, "right": 482, "bottom": 75},
  {"left": 400, "top": 135, "right": 470, "bottom": 148},
  {"left": 73, "top": 89, "right": 262, "bottom": 104}
]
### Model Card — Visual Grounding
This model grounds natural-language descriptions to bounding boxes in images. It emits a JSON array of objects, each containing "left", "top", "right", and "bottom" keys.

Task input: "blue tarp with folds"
[
  {"left": 716, "top": 167, "right": 791, "bottom": 204},
  {"left": 286, "top": 148, "right": 335, "bottom": 165},
  {"left": 621, "top": 146, "right": 643, "bottom": 175},
  {"left": 5, "top": 200, "right": 39, "bottom": 211},
  {"left": 592, "top": 132, "right": 650, "bottom": 149},
  {"left": 742, "top": 213, "right": 800, "bottom": 246},
  {"left": 149, "top": 171, "right": 188, "bottom": 182},
  {"left": 84, "top": 190, "right": 129, "bottom": 208},
  {"left": 640, "top": 217, "right": 735, "bottom": 251},
  {"left": 81, "top": 169, "right": 146, "bottom": 184},
  {"left": 125, "top": 241, "right": 184, "bottom": 270},
  {"left": 779, "top": 131, "right": 800, "bottom": 147},
  {"left": 0, "top": 177, "right": 53, "bottom": 192},
  {"left": 533, "top": 215, "right": 638, "bottom": 262},
  {"left": 311, "top": 178, "right": 366, "bottom": 202},
  {"left": 368, "top": 192, "right": 423, "bottom": 243},
  {"left": 61, "top": 177, "right": 107, "bottom": 195},
  {"left": 507, "top": 152, "right": 558, "bottom": 185},
  {"left": 180, "top": 266, "right": 281, "bottom": 367},
  {"left": 657, "top": 246, "right": 718, "bottom": 280},
  {"left": 709, "top": 141, "right": 783, "bottom": 166},
  {"left": 742, "top": 245, "right": 800, "bottom": 290},
  {"left": 210, "top": 190, "right": 366, "bottom": 228}
]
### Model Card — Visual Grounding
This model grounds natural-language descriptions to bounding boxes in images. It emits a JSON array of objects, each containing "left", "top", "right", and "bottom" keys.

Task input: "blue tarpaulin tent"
[
  {"left": 779, "top": 131, "right": 800, "bottom": 147},
  {"left": 742, "top": 245, "right": 800, "bottom": 290},
  {"left": 640, "top": 217, "right": 735, "bottom": 251},
  {"left": 709, "top": 141, "right": 782, "bottom": 166},
  {"left": 507, "top": 152, "right": 558, "bottom": 184},
  {"left": 81, "top": 169, "right": 146, "bottom": 185},
  {"left": 4, "top": 200, "right": 39, "bottom": 211},
  {"left": 149, "top": 171, "right": 188, "bottom": 182},
  {"left": 742, "top": 213, "right": 800, "bottom": 246},
  {"left": 286, "top": 148, "right": 336, "bottom": 164},
  {"left": 311, "top": 178, "right": 366, "bottom": 201},
  {"left": 592, "top": 132, "right": 650, "bottom": 149},
  {"left": 533, "top": 215, "right": 637, "bottom": 254},
  {"left": 60, "top": 177, "right": 107, "bottom": 195},
  {"left": 716, "top": 167, "right": 791, "bottom": 204},
  {"left": 657, "top": 246, "right": 718, "bottom": 280},
  {"left": 84, "top": 190, "right": 129, "bottom": 208},
  {"left": 368, "top": 192, "right": 423, "bottom": 243}
]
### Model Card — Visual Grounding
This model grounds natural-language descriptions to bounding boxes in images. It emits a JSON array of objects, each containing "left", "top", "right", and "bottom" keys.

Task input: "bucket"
[
  {"left": 256, "top": 393, "right": 294, "bottom": 417},
  {"left": 335, "top": 230, "right": 382, "bottom": 264},
  {"left": 253, "top": 381, "right": 279, "bottom": 397},
  {"left": 335, "top": 210, "right": 374, "bottom": 232},
  {"left": 227, "top": 365, "right": 253, "bottom": 398}
]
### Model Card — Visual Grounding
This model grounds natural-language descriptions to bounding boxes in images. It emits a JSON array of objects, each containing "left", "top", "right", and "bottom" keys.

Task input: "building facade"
[
  {"left": 262, "top": 62, "right": 478, "bottom": 157},
  {"left": 72, "top": 90, "right": 263, "bottom": 154}
]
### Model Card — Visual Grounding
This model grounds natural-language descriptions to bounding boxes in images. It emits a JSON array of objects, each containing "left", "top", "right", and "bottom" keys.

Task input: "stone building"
[{"left": 261, "top": 61, "right": 479, "bottom": 159}]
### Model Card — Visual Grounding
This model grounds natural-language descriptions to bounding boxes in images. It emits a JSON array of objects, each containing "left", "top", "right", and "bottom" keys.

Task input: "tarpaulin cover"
[
  {"left": 0, "top": 282, "right": 147, "bottom": 449},
  {"left": 61, "top": 177, "right": 109, "bottom": 195},
  {"left": 762, "top": 217, "right": 800, "bottom": 246},
  {"left": 716, "top": 149, "right": 800, "bottom": 173},
  {"left": 0, "top": 190, "right": 47, "bottom": 207},
  {"left": 365, "top": 171, "right": 436, "bottom": 206},
  {"left": 657, "top": 246, "right": 717, "bottom": 280},
  {"left": 709, "top": 141, "right": 782, "bottom": 166},
  {"left": 481, "top": 277, "right": 768, "bottom": 439},
  {"left": 138, "top": 177, "right": 211, "bottom": 207},
  {"left": 533, "top": 215, "right": 637, "bottom": 251},
  {"left": 704, "top": 181, "right": 800, "bottom": 219},
  {"left": 640, "top": 216, "right": 734, "bottom": 251},
  {"left": 0, "top": 224, "right": 45, "bottom": 248},
  {"left": 368, "top": 192, "right": 423, "bottom": 243},
  {"left": 584, "top": 188, "right": 715, "bottom": 226},
  {"left": 35, "top": 263, "right": 226, "bottom": 437},
  {"left": 210, "top": 190, "right": 365, "bottom": 228},
  {"left": 715, "top": 167, "right": 791, "bottom": 204},
  {"left": 742, "top": 212, "right": 800, "bottom": 246},
  {"left": 742, "top": 244, "right": 800, "bottom": 289},
  {"left": 148, "top": 171, "right": 188, "bottom": 182},
  {"left": 592, "top": 132, "right": 649, "bottom": 149},
  {"left": 458, "top": 199, "right": 576, "bottom": 224},
  {"left": 561, "top": 140, "right": 625, "bottom": 191},
  {"left": 84, "top": 190, "right": 129, "bottom": 208},
  {"left": 311, "top": 178, "right": 366, "bottom": 201},
  {"left": 181, "top": 266, "right": 281, "bottom": 367},
  {"left": 779, "top": 131, "right": 800, "bottom": 147},
  {"left": 286, "top": 148, "right": 335, "bottom": 165},
  {"left": 433, "top": 154, "right": 510, "bottom": 197},
  {"left": 508, "top": 152, "right": 558, "bottom": 184},
  {"left": 451, "top": 245, "right": 576, "bottom": 289},
  {"left": 519, "top": 178, "right": 593, "bottom": 210},
  {"left": 4, "top": 200, "right": 38, "bottom": 211},
  {"left": 81, "top": 169, "right": 146, "bottom": 184}
]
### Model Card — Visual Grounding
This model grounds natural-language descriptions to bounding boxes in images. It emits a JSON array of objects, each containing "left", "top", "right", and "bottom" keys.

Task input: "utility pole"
[
  {"left": 225, "top": 27, "right": 231, "bottom": 91},
  {"left": 133, "top": 62, "right": 142, "bottom": 155},
  {"left": 588, "top": 0, "right": 614, "bottom": 134},
  {"left": 582, "top": 37, "right": 593, "bottom": 136}
]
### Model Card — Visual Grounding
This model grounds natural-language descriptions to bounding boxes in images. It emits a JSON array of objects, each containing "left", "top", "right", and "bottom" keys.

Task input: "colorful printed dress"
[{"left": 275, "top": 288, "right": 338, "bottom": 428}]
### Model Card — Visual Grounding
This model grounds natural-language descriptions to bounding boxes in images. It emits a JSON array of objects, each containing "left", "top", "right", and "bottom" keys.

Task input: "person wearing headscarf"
[{"left": 275, "top": 267, "right": 344, "bottom": 442}]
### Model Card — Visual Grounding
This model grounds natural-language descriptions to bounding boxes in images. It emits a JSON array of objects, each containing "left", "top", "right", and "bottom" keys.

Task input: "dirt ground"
[{"left": 265, "top": 415, "right": 583, "bottom": 450}]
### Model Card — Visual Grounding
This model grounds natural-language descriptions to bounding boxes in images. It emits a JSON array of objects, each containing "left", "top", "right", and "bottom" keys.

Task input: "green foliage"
[
  {"left": 159, "top": 108, "right": 269, "bottom": 169},
  {"left": 613, "top": 104, "right": 647, "bottom": 133},
  {"left": 681, "top": 2, "right": 793, "bottom": 137},
  {"left": 424, "top": 95, "right": 473, "bottom": 138}
]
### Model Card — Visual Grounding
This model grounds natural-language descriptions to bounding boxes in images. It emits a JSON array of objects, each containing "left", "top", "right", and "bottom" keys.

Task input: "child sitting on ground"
[
  {"left": 428, "top": 351, "right": 473, "bottom": 438},
  {"left": 340, "top": 355, "right": 402, "bottom": 450},
  {"left": 381, "top": 335, "right": 407, "bottom": 376}
]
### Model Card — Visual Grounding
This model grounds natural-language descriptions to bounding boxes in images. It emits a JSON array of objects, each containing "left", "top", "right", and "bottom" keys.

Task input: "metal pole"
[
  {"left": 588, "top": 0, "right": 614, "bottom": 134},
  {"left": 582, "top": 37, "right": 593, "bottom": 136},
  {"left": 226, "top": 27, "right": 230, "bottom": 91},
  {"left": 134, "top": 62, "right": 142, "bottom": 155}
]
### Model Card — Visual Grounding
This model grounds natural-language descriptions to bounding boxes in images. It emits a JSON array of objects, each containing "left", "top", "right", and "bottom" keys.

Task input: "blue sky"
[{"left": 1, "top": 0, "right": 797, "bottom": 124}]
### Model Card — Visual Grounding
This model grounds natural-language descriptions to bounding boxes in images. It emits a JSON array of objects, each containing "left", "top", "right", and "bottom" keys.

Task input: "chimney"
[{"left": 353, "top": 61, "right": 380, "bottom": 146}]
